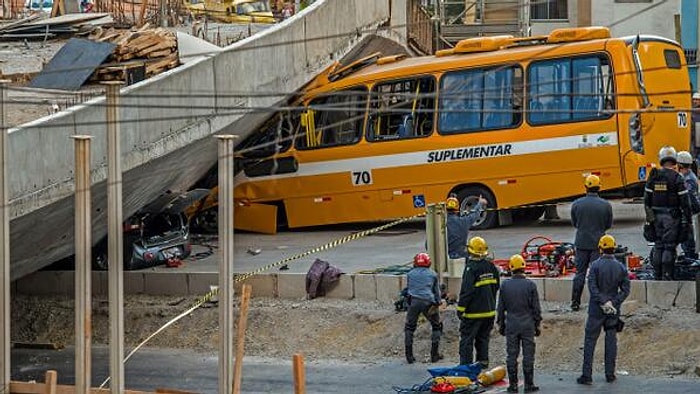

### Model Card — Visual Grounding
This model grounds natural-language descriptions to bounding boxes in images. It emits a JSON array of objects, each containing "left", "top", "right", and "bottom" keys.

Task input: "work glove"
[
  {"left": 601, "top": 300, "right": 617, "bottom": 315},
  {"left": 535, "top": 325, "right": 541, "bottom": 337},
  {"left": 644, "top": 207, "right": 655, "bottom": 223},
  {"left": 498, "top": 324, "right": 505, "bottom": 336}
]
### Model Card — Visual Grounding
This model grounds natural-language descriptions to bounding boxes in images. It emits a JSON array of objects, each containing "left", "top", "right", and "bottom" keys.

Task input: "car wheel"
[
  {"left": 93, "top": 249, "right": 108, "bottom": 271},
  {"left": 456, "top": 186, "right": 497, "bottom": 229}
]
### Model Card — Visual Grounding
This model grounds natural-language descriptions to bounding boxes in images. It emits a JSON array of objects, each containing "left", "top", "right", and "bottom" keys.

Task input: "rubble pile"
[{"left": 90, "top": 26, "right": 180, "bottom": 83}]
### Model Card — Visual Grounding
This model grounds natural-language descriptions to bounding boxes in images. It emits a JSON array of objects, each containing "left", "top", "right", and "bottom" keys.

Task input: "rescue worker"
[
  {"left": 644, "top": 146, "right": 692, "bottom": 280},
  {"left": 570, "top": 174, "right": 613, "bottom": 311},
  {"left": 497, "top": 255, "right": 542, "bottom": 393},
  {"left": 404, "top": 252, "right": 443, "bottom": 364},
  {"left": 457, "top": 236, "right": 500, "bottom": 367},
  {"left": 446, "top": 194, "right": 486, "bottom": 259},
  {"left": 577, "top": 235, "right": 630, "bottom": 385},
  {"left": 677, "top": 150, "right": 700, "bottom": 259},
  {"left": 691, "top": 93, "right": 700, "bottom": 160}
]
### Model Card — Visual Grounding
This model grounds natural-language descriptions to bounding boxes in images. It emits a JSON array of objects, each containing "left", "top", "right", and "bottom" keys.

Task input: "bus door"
[
  {"left": 234, "top": 111, "right": 300, "bottom": 233},
  {"left": 625, "top": 38, "right": 691, "bottom": 182}
]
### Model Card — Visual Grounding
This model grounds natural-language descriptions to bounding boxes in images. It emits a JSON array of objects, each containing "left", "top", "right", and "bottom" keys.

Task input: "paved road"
[
  {"left": 159, "top": 200, "right": 649, "bottom": 275},
  {"left": 11, "top": 346, "right": 698, "bottom": 393}
]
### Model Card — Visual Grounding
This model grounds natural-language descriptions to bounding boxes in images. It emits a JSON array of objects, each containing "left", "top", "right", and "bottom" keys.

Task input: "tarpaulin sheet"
[{"left": 29, "top": 38, "right": 116, "bottom": 91}]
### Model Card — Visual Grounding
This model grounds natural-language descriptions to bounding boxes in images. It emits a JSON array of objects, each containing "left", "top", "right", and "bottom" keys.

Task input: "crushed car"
[{"left": 93, "top": 189, "right": 210, "bottom": 270}]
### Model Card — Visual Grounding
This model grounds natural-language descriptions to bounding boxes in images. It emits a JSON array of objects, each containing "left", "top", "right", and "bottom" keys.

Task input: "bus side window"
[
  {"left": 528, "top": 55, "right": 613, "bottom": 125},
  {"left": 439, "top": 65, "right": 521, "bottom": 134},
  {"left": 368, "top": 77, "right": 435, "bottom": 142},
  {"left": 239, "top": 111, "right": 298, "bottom": 159},
  {"left": 296, "top": 86, "right": 367, "bottom": 150}
]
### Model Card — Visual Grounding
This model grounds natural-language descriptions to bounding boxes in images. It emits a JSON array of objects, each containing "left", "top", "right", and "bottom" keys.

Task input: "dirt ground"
[{"left": 10, "top": 294, "right": 700, "bottom": 379}]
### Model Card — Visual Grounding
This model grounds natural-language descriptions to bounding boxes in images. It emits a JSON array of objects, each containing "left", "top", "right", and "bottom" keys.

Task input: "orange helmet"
[
  {"left": 446, "top": 197, "right": 460, "bottom": 211},
  {"left": 414, "top": 252, "right": 431, "bottom": 267}
]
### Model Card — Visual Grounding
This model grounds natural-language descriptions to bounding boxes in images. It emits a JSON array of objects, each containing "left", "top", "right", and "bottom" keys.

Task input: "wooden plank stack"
[{"left": 90, "top": 25, "right": 180, "bottom": 83}]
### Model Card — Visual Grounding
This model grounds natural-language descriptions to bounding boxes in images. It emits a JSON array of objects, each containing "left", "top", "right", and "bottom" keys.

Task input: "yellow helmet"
[
  {"left": 598, "top": 234, "right": 616, "bottom": 250},
  {"left": 509, "top": 254, "right": 526, "bottom": 271},
  {"left": 584, "top": 174, "right": 600, "bottom": 189},
  {"left": 467, "top": 236, "right": 489, "bottom": 258},
  {"left": 446, "top": 197, "right": 460, "bottom": 211}
]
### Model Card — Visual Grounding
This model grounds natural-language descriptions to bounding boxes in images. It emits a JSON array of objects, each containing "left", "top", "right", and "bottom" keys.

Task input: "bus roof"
[{"left": 306, "top": 29, "right": 680, "bottom": 96}]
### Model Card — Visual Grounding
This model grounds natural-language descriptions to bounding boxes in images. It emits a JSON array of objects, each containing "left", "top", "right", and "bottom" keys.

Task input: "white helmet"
[
  {"left": 677, "top": 151, "right": 694, "bottom": 165},
  {"left": 658, "top": 146, "right": 678, "bottom": 165},
  {"left": 693, "top": 92, "right": 700, "bottom": 100}
]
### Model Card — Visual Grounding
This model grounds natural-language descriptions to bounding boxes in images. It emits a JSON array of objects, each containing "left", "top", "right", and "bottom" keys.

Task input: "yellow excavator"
[{"left": 183, "top": 0, "right": 276, "bottom": 24}]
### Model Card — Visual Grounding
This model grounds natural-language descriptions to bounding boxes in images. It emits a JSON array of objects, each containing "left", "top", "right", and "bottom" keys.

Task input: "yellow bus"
[{"left": 231, "top": 27, "right": 692, "bottom": 234}]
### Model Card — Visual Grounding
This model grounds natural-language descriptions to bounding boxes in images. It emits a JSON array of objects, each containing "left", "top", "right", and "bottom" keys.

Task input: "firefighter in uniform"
[
  {"left": 570, "top": 174, "right": 613, "bottom": 311},
  {"left": 677, "top": 151, "right": 700, "bottom": 259},
  {"left": 577, "top": 235, "right": 630, "bottom": 385},
  {"left": 497, "top": 255, "right": 542, "bottom": 393},
  {"left": 644, "top": 146, "right": 692, "bottom": 280},
  {"left": 457, "top": 236, "right": 500, "bottom": 367},
  {"left": 446, "top": 195, "right": 486, "bottom": 259},
  {"left": 404, "top": 253, "right": 443, "bottom": 364}
]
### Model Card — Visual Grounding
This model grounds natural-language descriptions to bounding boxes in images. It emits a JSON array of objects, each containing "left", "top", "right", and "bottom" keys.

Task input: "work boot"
[
  {"left": 430, "top": 342, "right": 443, "bottom": 363},
  {"left": 405, "top": 347, "right": 415, "bottom": 364},
  {"left": 507, "top": 364, "right": 518, "bottom": 393},
  {"left": 524, "top": 371, "right": 538, "bottom": 392},
  {"left": 605, "top": 374, "right": 617, "bottom": 383},
  {"left": 576, "top": 376, "right": 592, "bottom": 385},
  {"left": 404, "top": 331, "right": 415, "bottom": 364}
]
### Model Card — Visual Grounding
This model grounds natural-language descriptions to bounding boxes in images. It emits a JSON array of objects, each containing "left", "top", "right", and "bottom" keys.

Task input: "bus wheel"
[{"left": 456, "top": 186, "right": 497, "bottom": 229}]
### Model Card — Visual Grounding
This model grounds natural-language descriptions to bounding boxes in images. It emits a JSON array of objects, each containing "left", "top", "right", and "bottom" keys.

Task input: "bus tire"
[{"left": 455, "top": 186, "right": 497, "bottom": 229}]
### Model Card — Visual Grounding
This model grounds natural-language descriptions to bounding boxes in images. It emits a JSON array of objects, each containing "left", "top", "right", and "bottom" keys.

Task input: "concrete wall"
[
  {"left": 530, "top": 0, "right": 681, "bottom": 39},
  {"left": 15, "top": 271, "right": 697, "bottom": 310},
  {"left": 7, "top": 0, "right": 408, "bottom": 279}
]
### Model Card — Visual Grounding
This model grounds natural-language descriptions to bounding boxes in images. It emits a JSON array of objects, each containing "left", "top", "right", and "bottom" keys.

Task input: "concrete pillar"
[
  {"left": 217, "top": 135, "right": 237, "bottom": 394},
  {"left": 104, "top": 82, "right": 124, "bottom": 394},
  {"left": 0, "top": 80, "right": 9, "bottom": 393},
  {"left": 72, "top": 135, "right": 92, "bottom": 394}
]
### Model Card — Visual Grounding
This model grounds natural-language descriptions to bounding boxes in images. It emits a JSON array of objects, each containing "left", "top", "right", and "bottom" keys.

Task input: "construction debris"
[
  {"left": 90, "top": 26, "right": 180, "bottom": 83},
  {"left": 29, "top": 38, "right": 116, "bottom": 90},
  {"left": 0, "top": 13, "right": 113, "bottom": 40}
]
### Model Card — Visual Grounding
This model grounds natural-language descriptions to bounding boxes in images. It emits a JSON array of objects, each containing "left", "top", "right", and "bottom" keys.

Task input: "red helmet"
[{"left": 414, "top": 252, "right": 431, "bottom": 267}]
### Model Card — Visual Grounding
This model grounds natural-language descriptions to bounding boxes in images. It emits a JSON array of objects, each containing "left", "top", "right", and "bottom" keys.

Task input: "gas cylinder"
[
  {"left": 477, "top": 365, "right": 506, "bottom": 386},
  {"left": 432, "top": 376, "right": 473, "bottom": 387}
]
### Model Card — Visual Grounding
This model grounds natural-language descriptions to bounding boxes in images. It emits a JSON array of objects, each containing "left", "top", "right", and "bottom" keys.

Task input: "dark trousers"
[
  {"left": 681, "top": 215, "right": 697, "bottom": 259},
  {"left": 653, "top": 213, "right": 680, "bottom": 280},
  {"left": 572, "top": 248, "right": 599, "bottom": 305},
  {"left": 582, "top": 313, "right": 618, "bottom": 379},
  {"left": 459, "top": 317, "right": 494, "bottom": 365},
  {"left": 404, "top": 298, "right": 441, "bottom": 352},
  {"left": 506, "top": 332, "right": 536, "bottom": 385}
]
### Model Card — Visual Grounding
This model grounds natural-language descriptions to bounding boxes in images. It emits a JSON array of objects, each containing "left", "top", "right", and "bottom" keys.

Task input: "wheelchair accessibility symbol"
[
  {"left": 638, "top": 166, "right": 646, "bottom": 181},
  {"left": 413, "top": 195, "right": 425, "bottom": 208}
]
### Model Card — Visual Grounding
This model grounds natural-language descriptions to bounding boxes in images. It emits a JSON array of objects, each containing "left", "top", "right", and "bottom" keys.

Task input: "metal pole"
[
  {"left": 426, "top": 203, "right": 437, "bottom": 272},
  {"left": 104, "top": 82, "right": 124, "bottom": 394},
  {"left": 217, "top": 134, "right": 236, "bottom": 394},
  {"left": 0, "top": 80, "right": 10, "bottom": 393},
  {"left": 434, "top": 202, "right": 448, "bottom": 286},
  {"left": 73, "top": 135, "right": 92, "bottom": 394}
]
